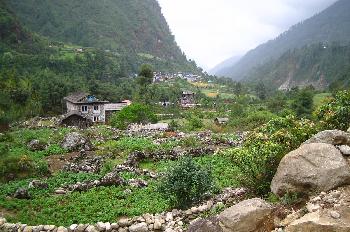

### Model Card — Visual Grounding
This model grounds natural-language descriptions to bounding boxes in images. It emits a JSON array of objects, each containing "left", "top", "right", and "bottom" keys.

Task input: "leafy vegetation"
[
  {"left": 316, "top": 90, "right": 350, "bottom": 130},
  {"left": 110, "top": 103, "right": 157, "bottom": 129},
  {"left": 158, "top": 156, "right": 216, "bottom": 209}
]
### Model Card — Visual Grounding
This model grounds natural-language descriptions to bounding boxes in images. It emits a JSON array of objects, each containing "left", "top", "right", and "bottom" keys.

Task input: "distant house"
[
  {"left": 61, "top": 92, "right": 130, "bottom": 127},
  {"left": 181, "top": 91, "right": 196, "bottom": 108},
  {"left": 214, "top": 117, "right": 229, "bottom": 125}
]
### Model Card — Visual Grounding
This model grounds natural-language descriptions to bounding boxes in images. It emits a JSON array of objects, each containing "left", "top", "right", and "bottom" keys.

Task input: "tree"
[
  {"left": 291, "top": 89, "right": 313, "bottom": 118},
  {"left": 110, "top": 103, "right": 157, "bottom": 129},
  {"left": 255, "top": 82, "right": 267, "bottom": 100},
  {"left": 137, "top": 64, "right": 154, "bottom": 86}
]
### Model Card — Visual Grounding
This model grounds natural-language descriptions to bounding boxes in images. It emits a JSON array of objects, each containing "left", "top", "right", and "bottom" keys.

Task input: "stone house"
[{"left": 61, "top": 92, "right": 130, "bottom": 127}]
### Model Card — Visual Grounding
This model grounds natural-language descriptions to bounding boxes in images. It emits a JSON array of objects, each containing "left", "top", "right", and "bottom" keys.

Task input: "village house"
[
  {"left": 61, "top": 92, "right": 130, "bottom": 128},
  {"left": 181, "top": 91, "right": 197, "bottom": 108}
]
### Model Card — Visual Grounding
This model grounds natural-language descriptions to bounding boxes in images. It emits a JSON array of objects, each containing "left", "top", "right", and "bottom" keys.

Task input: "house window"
[
  {"left": 93, "top": 116, "right": 99, "bottom": 122},
  {"left": 81, "top": 105, "right": 88, "bottom": 113},
  {"left": 94, "top": 105, "right": 99, "bottom": 111}
]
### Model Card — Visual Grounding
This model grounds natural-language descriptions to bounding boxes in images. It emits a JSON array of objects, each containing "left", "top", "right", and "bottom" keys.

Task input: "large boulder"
[
  {"left": 61, "top": 132, "right": 91, "bottom": 151},
  {"left": 218, "top": 198, "right": 274, "bottom": 232},
  {"left": 271, "top": 143, "right": 350, "bottom": 196},
  {"left": 304, "top": 130, "right": 350, "bottom": 146},
  {"left": 286, "top": 208, "right": 350, "bottom": 232},
  {"left": 188, "top": 218, "right": 223, "bottom": 232}
]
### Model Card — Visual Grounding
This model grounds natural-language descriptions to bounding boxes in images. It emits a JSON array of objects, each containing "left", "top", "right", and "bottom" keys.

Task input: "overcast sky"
[{"left": 157, "top": 0, "right": 339, "bottom": 70}]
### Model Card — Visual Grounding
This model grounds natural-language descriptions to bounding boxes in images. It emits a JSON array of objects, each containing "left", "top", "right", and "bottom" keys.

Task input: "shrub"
[
  {"left": 315, "top": 90, "right": 350, "bottom": 130},
  {"left": 187, "top": 115, "right": 203, "bottom": 131},
  {"left": 225, "top": 115, "right": 319, "bottom": 196},
  {"left": 158, "top": 156, "right": 215, "bottom": 208},
  {"left": 110, "top": 103, "right": 157, "bottom": 129}
]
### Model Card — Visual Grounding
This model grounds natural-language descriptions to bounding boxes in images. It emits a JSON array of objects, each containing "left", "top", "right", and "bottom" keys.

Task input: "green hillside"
[
  {"left": 216, "top": 0, "right": 350, "bottom": 81},
  {"left": 245, "top": 43, "right": 350, "bottom": 90},
  {"left": 5, "top": 0, "right": 195, "bottom": 72}
]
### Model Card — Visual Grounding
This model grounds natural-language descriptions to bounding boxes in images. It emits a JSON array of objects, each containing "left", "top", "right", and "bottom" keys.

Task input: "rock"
[
  {"left": 44, "top": 225, "right": 56, "bottom": 231},
  {"left": 337, "top": 145, "right": 350, "bottom": 156},
  {"left": 61, "top": 132, "right": 91, "bottom": 152},
  {"left": 188, "top": 217, "right": 223, "bottom": 232},
  {"left": 304, "top": 130, "right": 350, "bottom": 146},
  {"left": 23, "top": 226, "right": 33, "bottom": 232},
  {"left": 286, "top": 208, "right": 350, "bottom": 232},
  {"left": 118, "top": 228, "right": 128, "bottom": 232},
  {"left": 57, "top": 226, "right": 68, "bottom": 232},
  {"left": 129, "top": 222, "right": 148, "bottom": 232},
  {"left": 218, "top": 198, "right": 274, "bottom": 232},
  {"left": 75, "top": 224, "right": 88, "bottom": 232},
  {"left": 55, "top": 189, "right": 67, "bottom": 195},
  {"left": 306, "top": 203, "right": 320, "bottom": 213},
  {"left": 0, "top": 218, "right": 6, "bottom": 226},
  {"left": 153, "top": 219, "right": 162, "bottom": 230},
  {"left": 14, "top": 188, "right": 31, "bottom": 199},
  {"left": 27, "top": 139, "right": 46, "bottom": 151},
  {"left": 118, "top": 219, "right": 131, "bottom": 227},
  {"left": 96, "top": 222, "right": 106, "bottom": 231},
  {"left": 28, "top": 180, "right": 48, "bottom": 189},
  {"left": 69, "top": 224, "right": 78, "bottom": 231},
  {"left": 85, "top": 225, "right": 98, "bottom": 232},
  {"left": 110, "top": 223, "right": 119, "bottom": 230},
  {"left": 330, "top": 211, "right": 341, "bottom": 219},
  {"left": 271, "top": 143, "right": 350, "bottom": 196}
]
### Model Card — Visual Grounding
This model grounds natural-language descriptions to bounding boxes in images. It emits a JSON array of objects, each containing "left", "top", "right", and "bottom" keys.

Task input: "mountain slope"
[
  {"left": 217, "top": 0, "right": 350, "bottom": 80},
  {"left": 246, "top": 43, "right": 350, "bottom": 90},
  {"left": 5, "top": 0, "right": 195, "bottom": 72}
]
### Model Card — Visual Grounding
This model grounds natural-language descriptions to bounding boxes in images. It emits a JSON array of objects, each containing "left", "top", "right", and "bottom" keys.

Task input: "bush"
[
  {"left": 187, "top": 115, "right": 203, "bottom": 131},
  {"left": 158, "top": 156, "right": 216, "bottom": 208},
  {"left": 225, "top": 115, "right": 319, "bottom": 196},
  {"left": 315, "top": 90, "right": 350, "bottom": 130},
  {"left": 110, "top": 103, "right": 157, "bottom": 129}
]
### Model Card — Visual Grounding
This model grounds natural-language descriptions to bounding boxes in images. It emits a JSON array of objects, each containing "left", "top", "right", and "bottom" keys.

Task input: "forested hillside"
[
  {"left": 245, "top": 43, "right": 350, "bottom": 90},
  {"left": 0, "top": 1, "right": 190, "bottom": 124},
  {"left": 215, "top": 0, "right": 350, "bottom": 81},
  {"left": 5, "top": 0, "right": 195, "bottom": 72}
]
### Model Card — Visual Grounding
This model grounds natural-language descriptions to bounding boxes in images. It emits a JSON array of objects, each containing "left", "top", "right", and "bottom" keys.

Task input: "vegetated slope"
[
  {"left": 246, "top": 43, "right": 350, "bottom": 90},
  {"left": 5, "top": 0, "right": 196, "bottom": 72},
  {"left": 216, "top": 0, "right": 350, "bottom": 81}
]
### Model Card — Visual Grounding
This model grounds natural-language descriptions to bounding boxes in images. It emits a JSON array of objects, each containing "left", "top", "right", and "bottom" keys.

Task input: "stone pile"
[
  {"left": 55, "top": 172, "right": 125, "bottom": 194},
  {"left": 124, "top": 146, "right": 217, "bottom": 167},
  {"left": 63, "top": 152, "right": 105, "bottom": 174},
  {"left": 1, "top": 188, "right": 246, "bottom": 232},
  {"left": 61, "top": 132, "right": 92, "bottom": 152},
  {"left": 55, "top": 165, "right": 157, "bottom": 194},
  {"left": 273, "top": 185, "right": 350, "bottom": 231},
  {"left": 15, "top": 116, "right": 60, "bottom": 129}
]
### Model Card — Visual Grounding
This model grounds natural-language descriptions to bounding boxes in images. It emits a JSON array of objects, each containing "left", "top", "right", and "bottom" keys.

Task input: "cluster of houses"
[
  {"left": 153, "top": 72, "right": 202, "bottom": 83},
  {"left": 61, "top": 92, "right": 228, "bottom": 128}
]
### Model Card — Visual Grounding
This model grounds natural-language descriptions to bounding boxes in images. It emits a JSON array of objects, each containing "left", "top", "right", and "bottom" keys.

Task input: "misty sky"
[{"left": 157, "top": 0, "right": 339, "bottom": 70}]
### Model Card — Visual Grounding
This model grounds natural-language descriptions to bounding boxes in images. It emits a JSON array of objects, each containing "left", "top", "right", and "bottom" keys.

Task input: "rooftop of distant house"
[{"left": 64, "top": 92, "right": 109, "bottom": 104}]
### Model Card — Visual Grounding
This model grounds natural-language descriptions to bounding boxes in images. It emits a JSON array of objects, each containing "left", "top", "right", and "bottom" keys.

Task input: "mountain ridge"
[{"left": 215, "top": 0, "right": 350, "bottom": 82}]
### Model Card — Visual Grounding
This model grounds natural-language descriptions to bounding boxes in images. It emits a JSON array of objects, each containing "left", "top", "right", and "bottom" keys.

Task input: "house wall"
[
  {"left": 66, "top": 102, "right": 106, "bottom": 123},
  {"left": 79, "top": 103, "right": 106, "bottom": 123},
  {"left": 66, "top": 102, "right": 78, "bottom": 112}
]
